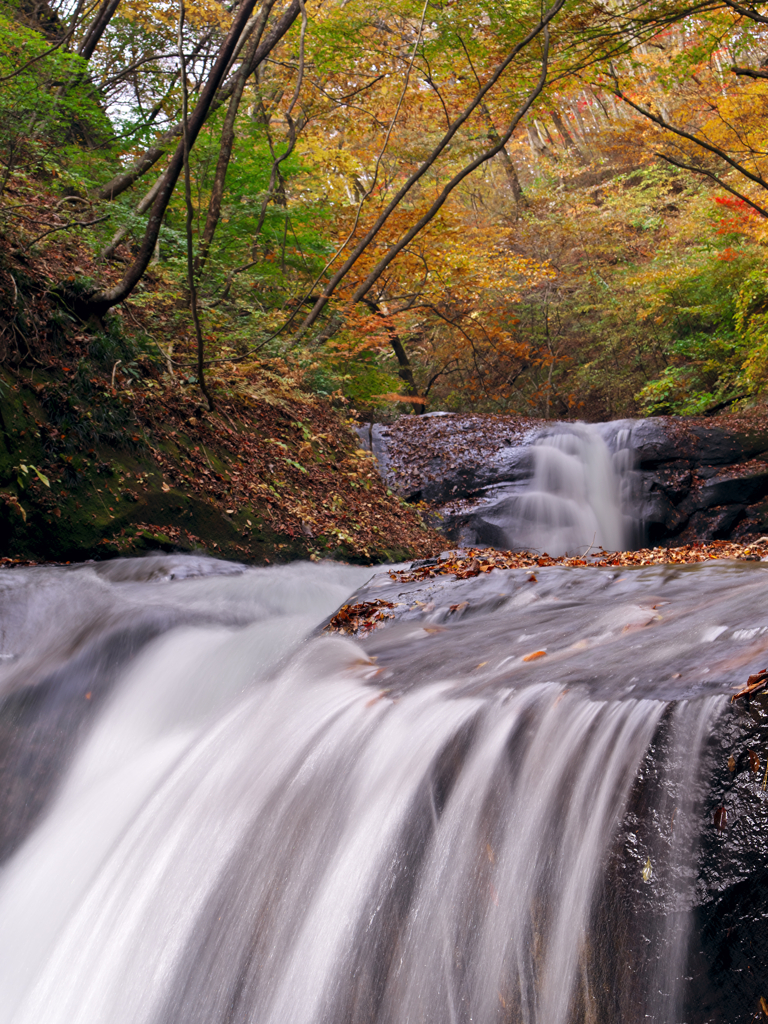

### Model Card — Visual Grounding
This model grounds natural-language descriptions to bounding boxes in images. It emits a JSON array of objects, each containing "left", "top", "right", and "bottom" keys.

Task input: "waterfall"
[
  {"left": 446, "top": 423, "right": 641, "bottom": 556},
  {"left": 0, "top": 555, "right": 762, "bottom": 1024},
  {"left": 504, "top": 424, "right": 638, "bottom": 555}
]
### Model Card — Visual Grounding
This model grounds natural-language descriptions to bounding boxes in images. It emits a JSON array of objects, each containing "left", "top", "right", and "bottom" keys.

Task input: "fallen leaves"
[
  {"left": 731, "top": 668, "right": 768, "bottom": 702},
  {"left": 326, "top": 600, "right": 395, "bottom": 635},
  {"left": 378, "top": 414, "right": 543, "bottom": 498},
  {"left": 389, "top": 541, "right": 768, "bottom": 585},
  {"left": 522, "top": 650, "right": 547, "bottom": 662}
]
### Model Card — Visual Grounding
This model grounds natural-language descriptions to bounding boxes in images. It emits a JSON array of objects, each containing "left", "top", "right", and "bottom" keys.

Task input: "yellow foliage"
[{"left": 121, "top": 0, "right": 230, "bottom": 33}]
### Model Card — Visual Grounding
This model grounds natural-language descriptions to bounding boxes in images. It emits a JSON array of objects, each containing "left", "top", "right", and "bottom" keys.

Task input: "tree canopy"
[{"left": 4, "top": 0, "right": 768, "bottom": 418}]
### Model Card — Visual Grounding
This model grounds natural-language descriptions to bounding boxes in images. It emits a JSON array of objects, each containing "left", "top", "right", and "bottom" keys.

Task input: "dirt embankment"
[{"left": 0, "top": 218, "right": 442, "bottom": 566}]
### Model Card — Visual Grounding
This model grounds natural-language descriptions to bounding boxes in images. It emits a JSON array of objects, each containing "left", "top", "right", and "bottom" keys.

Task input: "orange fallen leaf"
[{"left": 523, "top": 650, "right": 547, "bottom": 662}]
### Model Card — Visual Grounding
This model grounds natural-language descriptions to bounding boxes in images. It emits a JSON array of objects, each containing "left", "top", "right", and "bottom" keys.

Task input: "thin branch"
[
  {"left": 656, "top": 151, "right": 768, "bottom": 217},
  {"left": 0, "top": 0, "right": 105, "bottom": 84},
  {"left": 609, "top": 69, "right": 768, "bottom": 193},
  {"left": 97, "top": 0, "right": 298, "bottom": 202},
  {"left": 351, "top": 28, "right": 553, "bottom": 305},
  {"left": 248, "top": 0, "right": 307, "bottom": 250},
  {"left": 29, "top": 214, "right": 109, "bottom": 246},
  {"left": 179, "top": 0, "right": 214, "bottom": 411},
  {"left": 297, "top": 0, "right": 564, "bottom": 333},
  {"left": 731, "top": 65, "right": 768, "bottom": 78},
  {"left": 720, "top": 0, "right": 768, "bottom": 25},
  {"left": 289, "top": 0, "right": 430, "bottom": 329}
]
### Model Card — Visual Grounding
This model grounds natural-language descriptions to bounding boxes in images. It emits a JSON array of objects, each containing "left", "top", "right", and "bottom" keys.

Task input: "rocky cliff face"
[
  {"left": 360, "top": 414, "right": 768, "bottom": 549},
  {"left": 630, "top": 418, "right": 768, "bottom": 544}
]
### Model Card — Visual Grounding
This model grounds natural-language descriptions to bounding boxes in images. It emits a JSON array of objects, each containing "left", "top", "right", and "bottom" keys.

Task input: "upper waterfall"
[{"left": 498, "top": 423, "right": 639, "bottom": 555}]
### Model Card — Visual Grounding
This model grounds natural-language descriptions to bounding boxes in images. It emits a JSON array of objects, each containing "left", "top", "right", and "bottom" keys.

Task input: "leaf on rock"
[
  {"left": 714, "top": 806, "right": 727, "bottom": 831},
  {"left": 731, "top": 668, "right": 768, "bottom": 702},
  {"left": 642, "top": 856, "right": 652, "bottom": 883}
]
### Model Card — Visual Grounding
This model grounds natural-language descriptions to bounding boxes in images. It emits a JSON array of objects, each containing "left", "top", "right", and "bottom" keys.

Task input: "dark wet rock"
[
  {"left": 679, "top": 506, "right": 746, "bottom": 543},
  {"left": 640, "top": 484, "right": 688, "bottom": 544},
  {"left": 700, "top": 469, "right": 768, "bottom": 507}
]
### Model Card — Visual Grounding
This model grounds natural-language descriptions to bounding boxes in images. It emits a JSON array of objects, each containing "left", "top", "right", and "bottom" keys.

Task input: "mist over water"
[{"left": 0, "top": 553, "right": 764, "bottom": 1024}]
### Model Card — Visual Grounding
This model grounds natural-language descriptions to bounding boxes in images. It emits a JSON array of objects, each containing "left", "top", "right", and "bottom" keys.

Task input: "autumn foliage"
[{"left": 3, "top": 0, "right": 768, "bottom": 423}]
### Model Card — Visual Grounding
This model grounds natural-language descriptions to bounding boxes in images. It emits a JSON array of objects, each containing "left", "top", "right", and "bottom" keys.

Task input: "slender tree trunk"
[
  {"left": 361, "top": 300, "right": 422, "bottom": 413},
  {"left": 179, "top": 0, "right": 213, "bottom": 410},
  {"left": 97, "top": 0, "right": 297, "bottom": 202},
  {"left": 194, "top": 3, "right": 276, "bottom": 278},
  {"left": 84, "top": 0, "right": 302, "bottom": 315},
  {"left": 480, "top": 102, "right": 525, "bottom": 207},
  {"left": 551, "top": 108, "right": 580, "bottom": 156},
  {"left": 77, "top": 0, "right": 121, "bottom": 59}
]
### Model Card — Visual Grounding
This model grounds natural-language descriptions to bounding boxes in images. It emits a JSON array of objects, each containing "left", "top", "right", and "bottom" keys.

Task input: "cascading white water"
[
  {"left": 0, "top": 554, "right": 763, "bottom": 1024},
  {"left": 505, "top": 424, "right": 638, "bottom": 555}
]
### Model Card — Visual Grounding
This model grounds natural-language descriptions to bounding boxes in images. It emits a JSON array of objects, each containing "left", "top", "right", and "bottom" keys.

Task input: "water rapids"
[{"left": 0, "top": 553, "right": 766, "bottom": 1024}]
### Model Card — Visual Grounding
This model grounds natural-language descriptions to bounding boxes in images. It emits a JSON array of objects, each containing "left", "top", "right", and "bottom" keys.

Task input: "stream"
[
  {"left": 0, "top": 553, "right": 766, "bottom": 1024},
  {"left": 0, "top": 425, "right": 766, "bottom": 1024}
]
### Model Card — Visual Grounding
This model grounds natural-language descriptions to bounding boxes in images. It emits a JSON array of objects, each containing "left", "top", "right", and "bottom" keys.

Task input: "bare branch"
[
  {"left": 731, "top": 64, "right": 768, "bottom": 78},
  {"left": 298, "top": 0, "right": 564, "bottom": 332}
]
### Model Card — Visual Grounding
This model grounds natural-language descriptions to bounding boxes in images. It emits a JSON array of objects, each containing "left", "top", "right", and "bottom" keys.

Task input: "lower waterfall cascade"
[{"left": 0, "top": 553, "right": 766, "bottom": 1024}]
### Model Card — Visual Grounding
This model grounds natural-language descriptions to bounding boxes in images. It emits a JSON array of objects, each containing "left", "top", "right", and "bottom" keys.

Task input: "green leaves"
[{"left": 14, "top": 463, "right": 51, "bottom": 489}]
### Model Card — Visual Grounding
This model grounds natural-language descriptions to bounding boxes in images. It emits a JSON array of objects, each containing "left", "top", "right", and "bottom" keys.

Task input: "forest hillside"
[{"left": 3, "top": 0, "right": 768, "bottom": 561}]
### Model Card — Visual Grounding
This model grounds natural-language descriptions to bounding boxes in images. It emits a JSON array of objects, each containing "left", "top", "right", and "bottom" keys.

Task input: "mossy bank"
[{"left": 0, "top": 364, "right": 442, "bottom": 565}]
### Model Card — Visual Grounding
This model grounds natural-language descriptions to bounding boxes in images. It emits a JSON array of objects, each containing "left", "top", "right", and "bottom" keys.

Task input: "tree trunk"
[
  {"left": 96, "top": 0, "right": 297, "bottom": 202},
  {"left": 550, "top": 108, "right": 580, "bottom": 156},
  {"left": 480, "top": 102, "right": 525, "bottom": 207},
  {"left": 77, "top": 0, "right": 121, "bottom": 60},
  {"left": 194, "top": 2, "right": 276, "bottom": 277},
  {"left": 361, "top": 300, "right": 423, "bottom": 414},
  {"left": 84, "top": 0, "right": 302, "bottom": 316}
]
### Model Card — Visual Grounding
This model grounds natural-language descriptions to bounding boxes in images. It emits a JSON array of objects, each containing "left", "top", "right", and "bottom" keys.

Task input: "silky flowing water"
[
  {"left": 0, "top": 551, "right": 766, "bottom": 1024},
  {"left": 442, "top": 422, "right": 642, "bottom": 556}
]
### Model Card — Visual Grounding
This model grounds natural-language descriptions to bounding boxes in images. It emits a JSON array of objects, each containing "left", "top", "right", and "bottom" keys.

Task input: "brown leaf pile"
[
  {"left": 389, "top": 538, "right": 768, "bottom": 583},
  {"left": 326, "top": 599, "right": 395, "bottom": 634},
  {"left": 380, "top": 414, "right": 543, "bottom": 495}
]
